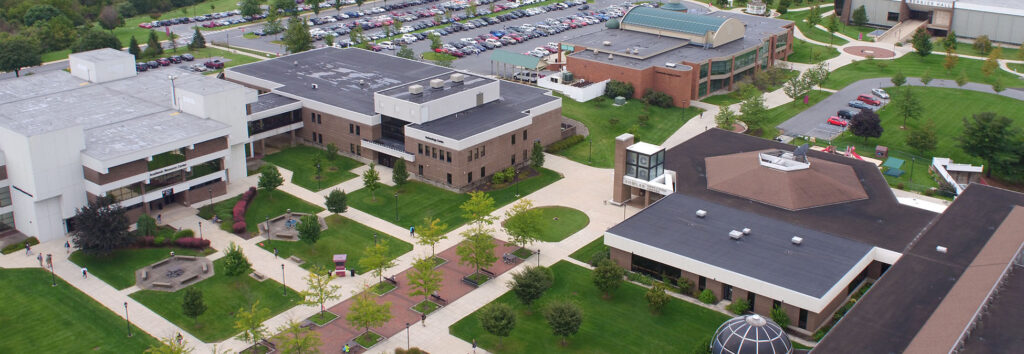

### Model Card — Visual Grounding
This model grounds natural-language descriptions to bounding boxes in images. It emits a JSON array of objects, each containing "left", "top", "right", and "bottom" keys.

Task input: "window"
[
  {"left": 350, "top": 144, "right": 355, "bottom": 153},
  {"left": 357, "top": 146, "right": 361, "bottom": 156},
  {"left": 734, "top": 50, "right": 756, "bottom": 69},
  {"left": 481, "top": 145, "right": 486, "bottom": 156},
  {"left": 511, "top": 134, "right": 516, "bottom": 145},
  {"left": 356, "top": 126, "right": 361, "bottom": 136},
  {"left": 722, "top": 284, "right": 733, "bottom": 301},
  {"left": 312, "top": 132, "right": 317, "bottom": 142},
  {"left": 699, "top": 81, "right": 708, "bottom": 97},
  {"left": 798, "top": 309, "right": 808, "bottom": 329},
  {"left": 418, "top": 165, "right": 423, "bottom": 175},
  {"left": 0, "top": 212, "right": 14, "bottom": 232},
  {"left": 468, "top": 152, "right": 473, "bottom": 162},
  {"left": 418, "top": 143, "right": 423, "bottom": 154},
  {"left": 887, "top": 12, "right": 899, "bottom": 21},
  {"left": 0, "top": 186, "right": 10, "bottom": 207},
  {"left": 317, "top": 114, "right": 321, "bottom": 124},
  {"left": 439, "top": 149, "right": 445, "bottom": 160},
  {"left": 349, "top": 124, "right": 354, "bottom": 133},
  {"left": 710, "top": 60, "right": 732, "bottom": 75},
  {"left": 511, "top": 154, "right": 515, "bottom": 166},
  {"left": 432, "top": 147, "right": 437, "bottom": 159},
  {"left": 481, "top": 166, "right": 485, "bottom": 178},
  {"left": 446, "top": 151, "right": 451, "bottom": 163},
  {"left": 474, "top": 148, "right": 479, "bottom": 159},
  {"left": 747, "top": 291, "right": 757, "bottom": 311},
  {"left": 523, "top": 149, "right": 527, "bottom": 162},
  {"left": 699, "top": 62, "right": 708, "bottom": 78},
  {"left": 446, "top": 173, "right": 452, "bottom": 184},
  {"left": 698, "top": 276, "right": 707, "bottom": 291},
  {"left": 311, "top": 112, "right": 316, "bottom": 122},
  {"left": 773, "top": 300, "right": 781, "bottom": 309},
  {"left": 523, "top": 130, "right": 527, "bottom": 141},
  {"left": 468, "top": 172, "right": 473, "bottom": 183}
]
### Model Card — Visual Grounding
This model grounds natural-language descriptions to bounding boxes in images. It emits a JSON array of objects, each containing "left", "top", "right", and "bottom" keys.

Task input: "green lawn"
[
  {"left": 348, "top": 168, "right": 562, "bottom": 232},
  {"left": 787, "top": 38, "right": 841, "bottom": 64},
  {"left": 822, "top": 54, "right": 1024, "bottom": 89},
  {"left": 0, "top": 268, "right": 160, "bottom": 353},
  {"left": 569, "top": 236, "right": 608, "bottom": 265},
  {"left": 556, "top": 94, "right": 703, "bottom": 168},
  {"left": 262, "top": 145, "right": 364, "bottom": 191},
  {"left": 511, "top": 207, "right": 590, "bottom": 243},
  {"left": 449, "top": 261, "right": 730, "bottom": 353},
  {"left": 197, "top": 189, "right": 324, "bottom": 234},
  {"left": 130, "top": 258, "right": 301, "bottom": 342},
  {"left": 945, "top": 41, "right": 1021, "bottom": 59},
  {"left": 751, "top": 90, "right": 832, "bottom": 138},
  {"left": 69, "top": 247, "right": 213, "bottom": 290},
  {"left": 779, "top": 7, "right": 848, "bottom": 47},
  {"left": 1008, "top": 62, "right": 1024, "bottom": 74},
  {"left": 835, "top": 23, "right": 877, "bottom": 42},
  {"left": 257, "top": 215, "right": 412, "bottom": 273}
]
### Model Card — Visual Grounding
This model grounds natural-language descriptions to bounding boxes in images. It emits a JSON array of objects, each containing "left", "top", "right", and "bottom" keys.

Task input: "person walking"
[
  {"left": 46, "top": 254, "right": 53, "bottom": 268},
  {"left": 409, "top": 226, "right": 415, "bottom": 237},
  {"left": 81, "top": 267, "right": 88, "bottom": 279},
  {"left": 274, "top": 248, "right": 279, "bottom": 259},
  {"left": 64, "top": 240, "right": 71, "bottom": 254},
  {"left": 37, "top": 254, "right": 43, "bottom": 266},
  {"left": 157, "top": 214, "right": 162, "bottom": 224},
  {"left": 25, "top": 242, "right": 31, "bottom": 255},
  {"left": 421, "top": 313, "right": 426, "bottom": 327}
]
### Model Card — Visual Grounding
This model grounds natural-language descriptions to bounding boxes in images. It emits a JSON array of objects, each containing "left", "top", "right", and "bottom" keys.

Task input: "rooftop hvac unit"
[
  {"left": 450, "top": 73, "right": 465, "bottom": 83},
  {"left": 311, "top": 83, "right": 318, "bottom": 89},
  {"left": 936, "top": 246, "right": 948, "bottom": 254},
  {"left": 665, "top": 62, "right": 677, "bottom": 68},
  {"left": 632, "top": 48, "right": 639, "bottom": 54},
  {"left": 742, "top": 228, "right": 751, "bottom": 235},
  {"left": 408, "top": 84, "right": 424, "bottom": 95},
  {"left": 729, "top": 230, "right": 743, "bottom": 240},
  {"left": 608, "top": 53, "right": 614, "bottom": 60},
  {"left": 592, "top": 48, "right": 599, "bottom": 54},
  {"left": 429, "top": 78, "right": 444, "bottom": 89},
  {"left": 696, "top": 210, "right": 707, "bottom": 218},
  {"left": 791, "top": 236, "right": 803, "bottom": 245},
  {"left": 602, "top": 41, "right": 612, "bottom": 46}
]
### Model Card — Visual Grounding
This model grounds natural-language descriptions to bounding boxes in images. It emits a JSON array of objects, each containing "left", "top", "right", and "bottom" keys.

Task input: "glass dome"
[{"left": 712, "top": 314, "right": 793, "bottom": 354}]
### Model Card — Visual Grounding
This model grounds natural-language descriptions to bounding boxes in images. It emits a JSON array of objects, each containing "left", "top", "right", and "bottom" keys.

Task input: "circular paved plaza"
[{"left": 844, "top": 46, "right": 896, "bottom": 58}]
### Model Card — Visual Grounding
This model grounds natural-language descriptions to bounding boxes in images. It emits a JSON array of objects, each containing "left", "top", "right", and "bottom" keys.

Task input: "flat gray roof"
[
  {"left": 67, "top": 48, "right": 133, "bottom": 62},
  {"left": 409, "top": 80, "right": 559, "bottom": 140},
  {"left": 378, "top": 72, "right": 494, "bottom": 103},
  {"left": 0, "top": 70, "right": 230, "bottom": 161},
  {"left": 607, "top": 193, "right": 873, "bottom": 298},
  {"left": 251, "top": 93, "right": 299, "bottom": 113},
  {"left": 955, "top": 0, "right": 1024, "bottom": 12}
]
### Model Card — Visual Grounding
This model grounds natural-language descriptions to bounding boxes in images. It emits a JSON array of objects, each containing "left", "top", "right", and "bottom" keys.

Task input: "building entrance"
[{"left": 377, "top": 153, "right": 396, "bottom": 168}]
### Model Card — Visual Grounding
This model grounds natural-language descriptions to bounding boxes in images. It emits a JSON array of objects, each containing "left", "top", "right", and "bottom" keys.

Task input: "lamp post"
[
  {"left": 514, "top": 168, "right": 519, "bottom": 198},
  {"left": 588, "top": 136, "right": 593, "bottom": 164},
  {"left": 535, "top": 249, "right": 540, "bottom": 266},
  {"left": 394, "top": 192, "right": 399, "bottom": 221},
  {"left": 281, "top": 264, "right": 286, "bottom": 296},
  {"left": 406, "top": 322, "right": 411, "bottom": 349},
  {"left": 198, "top": 221, "right": 203, "bottom": 240},
  {"left": 208, "top": 187, "right": 213, "bottom": 216},
  {"left": 49, "top": 258, "right": 56, "bottom": 287},
  {"left": 374, "top": 233, "right": 378, "bottom": 245},
  {"left": 266, "top": 216, "right": 271, "bottom": 241},
  {"left": 124, "top": 302, "right": 132, "bottom": 337},
  {"left": 909, "top": 157, "right": 916, "bottom": 184}
]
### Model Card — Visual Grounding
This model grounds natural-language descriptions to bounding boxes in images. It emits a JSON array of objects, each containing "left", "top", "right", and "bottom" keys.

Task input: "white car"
[
  {"left": 461, "top": 37, "right": 478, "bottom": 44},
  {"left": 871, "top": 88, "right": 890, "bottom": 99},
  {"left": 486, "top": 38, "right": 503, "bottom": 47},
  {"left": 400, "top": 26, "right": 414, "bottom": 33},
  {"left": 402, "top": 34, "right": 418, "bottom": 42},
  {"left": 379, "top": 41, "right": 396, "bottom": 50}
]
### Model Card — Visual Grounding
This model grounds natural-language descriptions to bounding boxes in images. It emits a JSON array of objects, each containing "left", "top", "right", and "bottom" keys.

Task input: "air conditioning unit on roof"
[{"left": 729, "top": 230, "right": 743, "bottom": 240}]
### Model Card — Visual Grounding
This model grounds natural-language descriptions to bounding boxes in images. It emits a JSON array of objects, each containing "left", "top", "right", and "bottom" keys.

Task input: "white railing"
[
  {"left": 538, "top": 77, "right": 608, "bottom": 103},
  {"left": 360, "top": 139, "right": 416, "bottom": 162}
]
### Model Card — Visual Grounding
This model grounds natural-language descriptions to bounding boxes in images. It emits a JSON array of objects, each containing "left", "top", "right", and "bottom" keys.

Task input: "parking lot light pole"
[
  {"left": 49, "top": 261, "right": 56, "bottom": 287},
  {"left": 281, "top": 264, "right": 286, "bottom": 296},
  {"left": 394, "top": 192, "right": 399, "bottom": 221}
]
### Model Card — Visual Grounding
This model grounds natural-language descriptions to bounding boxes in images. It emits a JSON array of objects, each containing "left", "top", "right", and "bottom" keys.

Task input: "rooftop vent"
[
  {"left": 665, "top": 62, "right": 677, "bottom": 68},
  {"left": 602, "top": 41, "right": 612, "bottom": 46},
  {"left": 409, "top": 84, "right": 424, "bottom": 95},
  {"left": 632, "top": 48, "right": 639, "bottom": 54},
  {"left": 451, "top": 73, "right": 465, "bottom": 83},
  {"left": 729, "top": 230, "right": 743, "bottom": 240},
  {"left": 936, "top": 246, "right": 948, "bottom": 254},
  {"left": 696, "top": 209, "right": 707, "bottom": 218},
  {"left": 608, "top": 53, "right": 614, "bottom": 60},
  {"left": 293, "top": 61, "right": 298, "bottom": 66},
  {"left": 311, "top": 83, "right": 318, "bottom": 89},
  {"left": 430, "top": 78, "right": 444, "bottom": 89},
  {"left": 592, "top": 48, "right": 599, "bottom": 54},
  {"left": 742, "top": 228, "right": 751, "bottom": 235},
  {"left": 791, "top": 236, "right": 803, "bottom": 245}
]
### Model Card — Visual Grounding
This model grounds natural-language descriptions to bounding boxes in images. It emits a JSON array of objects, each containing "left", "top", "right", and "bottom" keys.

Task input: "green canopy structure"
[{"left": 882, "top": 157, "right": 905, "bottom": 170}]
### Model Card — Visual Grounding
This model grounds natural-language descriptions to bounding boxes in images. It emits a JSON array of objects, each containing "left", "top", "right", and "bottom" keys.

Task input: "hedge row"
[
  {"left": 546, "top": 135, "right": 585, "bottom": 153},
  {"left": 232, "top": 187, "right": 258, "bottom": 233}
]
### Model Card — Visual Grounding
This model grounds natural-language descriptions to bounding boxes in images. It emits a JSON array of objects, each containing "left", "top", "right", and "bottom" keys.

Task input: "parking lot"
[
  {"left": 132, "top": 54, "right": 234, "bottom": 75},
  {"left": 776, "top": 78, "right": 893, "bottom": 141}
]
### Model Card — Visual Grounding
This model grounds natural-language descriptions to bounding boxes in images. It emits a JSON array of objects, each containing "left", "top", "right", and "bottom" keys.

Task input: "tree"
[
  {"left": 274, "top": 320, "right": 322, "bottom": 354},
  {"left": 144, "top": 30, "right": 164, "bottom": 57},
  {"left": 234, "top": 301, "right": 270, "bottom": 353},
  {"left": 273, "top": 0, "right": 298, "bottom": 13},
  {"left": 23, "top": 4, "right": 62, "bottom": 26},
  {"left": 850, "top": 109, "right": 884, "bottom": 141},
  {"left": 362, "top": 163, "right": 381, "bottom": 201},
  {"left": 190, "top": 28, "right": 206, "bottom": 49},
  {"left": 993, "top": 78, "right": 1005, "bottom": 93},
  {"left": 503, "top": 198, "right": 542, "bottom": 249},
  {"left": 507, "top": 265, "right": 554, "bottom": 307},
  {"left": 333, "top": 0, "right": 344, "bottom": 14},
  {"left": 972, "top": 35, "right": 992, "bottom": 54},
  {"left": 325, "top": 189, "right": 348, "bottom": 214},
  {"left": 297, "top": 214, "right": 322, "bottom": 244},
  {"left": 356, "top": 0, "right": 366, "bottom": 8},
  {"left": 479, "top": 303, "right": 516, "bottom": 345},
  {"left": 414, "top": 217, "right": 448, "bottom": 257},
  {"left": 349, "top": 26, "right": 364, "bottom": 45},
  {"left": 699, "top": 289, "right": 717, "bottom": 304},
  {"left": 72, "top": 29, "right": 122, "bottom": 53},
  {"left": 645, "top": 282, "right": 671, "bottom": 314},
  {"left": 456, "top": 224, "right": 498, "bottom": 275},
  {"left": 982, "top": 47, "right": 1001, "bottom": 76},
  {"left": 146, "top": 335, "right": 194, "bottom": 354},
  {"left": 782, "top": 75, "right": 809, "bottom": 101},
  {"left": 726, "top": 298, "right": 751, "bottom": 315},
  {"left": 805, "top": 6, "right": 822, "bottom": 29},
  {"left": 300, "top": 264, "right": 342, "bottom": 321},
  {"left": 397, "top": 45, "right": 415, "bottom": 59},
  {"left": 240, "top": 0, "right": 263, "bottom": 17},
  {"left": 128, "top": 36, "right": 142, "bottom": 58},
  {"left": 942, "top": 30, "right": 958, "bottom": 52},
  {"left": 894, "top": 87, "right": 922, "bottom": 127},
  {"left": 407, "top": 256, "right": 443, "bottom": 309},
  {"left": 906, "top": 120, "right": 938, "bottom": 154},
  {"left": 920, "top": 69, "right": 933, "bottom": 85},
  {"left": 466, "top": 2, "right": 478, "bottom": 18},
  {"left": 182, "top": 288, "right": 207, "bottom": 324},
  {"left": 167, "top": 31, "right": 178, "bottom": 54},
  {"left": 851, "top": 5, "right": 868, "bottom": 26},
  {"left": 99, "top": 6, "right": 124, "bottom": 32},
  {"left": 223, "top": 242, "right": 252, "bottom": 276},
  {"left": 258, "top": 165, "right": 284, "bottom": 198},
  {"left": 960, "top": 112, "right": 1019, "bottom": 177},
  {"left": 392, "top": 159, "right": 409, "bottom": 186},
  {"left": 891, "top": 70, "right": 906, "bottom": 87},
  {"left": 592, "top": 259, "right": 625, "bottom": 297},
  {"left": 359, "top": 240, "right": 397, "bottom": 283},
  {"left": 429, "top": 33, "right": 442, "bottom": 50},
  {"left": 460, "top": 191, "right": 497, "bottom": 225},
  {"left": 739, "top": 91, "right": 768, "bottom": 129},
  {"left": 312, "top": 153, "right": 323, "bottom": 187},
  {"left": 544, "top": 301, "right": 583, "bottom": 346},
  {"left": 324, "top": 33, "right": 335, "bottom": 47},
  {"left": 771, "top": 305, "right": 790, "bottom": 327},
  {"left": 804, "top": 62, "right": 830, "bottom": 89},
  {"left": 284, "top": 16, "right": 313, "bottom": 53},
  {"left": 715, "top": 105, "right": 737, "bottom": 130},
  {"left": 531, "top": 141, "right": 545, "bottom": 169},
  {"left": 911, "top": 27, "right": 932, "bottom": 58},
  {"left": 346, "top": 286, "right": 393, "bottom": 336},
  {"left": 943, "top": 49, "right": 958, "bottom": 73},
  {"left": 71, "top": 196, "right": 132, "bottom": 256},
  {"left": 825, "top": 14, "right": 840, "bottom": 47},
  {"left": 326, "top": 143, "right": 338, "bottom": 160},
  {"left": 956, "top": 69, "right": 968, "bottom": 87},
  {"left": 137, "top": 214, "right": 158, "bottom": 236},
  {"left": 310, "top": 0, "right": 323, "bottom": 16}
]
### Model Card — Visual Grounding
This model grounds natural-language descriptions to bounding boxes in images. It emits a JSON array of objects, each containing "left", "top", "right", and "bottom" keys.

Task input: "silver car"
[{"left": 871, "top": 88, "right": 890, "bottom": 99}]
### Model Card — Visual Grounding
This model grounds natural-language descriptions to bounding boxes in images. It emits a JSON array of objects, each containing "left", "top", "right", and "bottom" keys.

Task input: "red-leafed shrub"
[
  {"left": 232, "top": 200, "right": 247, "bottom": 220},
  {"left": 242, "top": 187, "right": 258, "bottom": 202},
  {"left": 233, "top": 221, "right": 247, "bottom": 233},
  {"left": 174, "top": 237, "right": 211, "bottom": 249}
]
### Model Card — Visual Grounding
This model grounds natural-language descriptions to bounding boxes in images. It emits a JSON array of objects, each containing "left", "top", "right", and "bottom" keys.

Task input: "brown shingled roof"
[{"left": 705, "top": 151, "right": 868, "bottom": 210}]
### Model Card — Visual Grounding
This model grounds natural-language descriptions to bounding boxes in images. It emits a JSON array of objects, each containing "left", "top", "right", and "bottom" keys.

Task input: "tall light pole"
[
  {"left": 208, "top": 187, "right": 213, "bottom": 217},
  {"left": 909, "top": 157, "right": 916, "bottom": 184},
  {"left": 124, "top": 302, "right": 133, "bottom": 337},
  {"left": 514, "top": 168, "right": 519, "bottom": 198},
  {"left": 394, "top": 192, "right": 399, "bottom": 221},
  {"left": 406, "top": 322, "right": 411, "bottom": 349},
  {"left": 266, "top": 215, "right": 271, "bottom": 241},
  {"left": 535, "top": 249, "right": 540, "bottom": 266},
  {"left": 374, "top": 233, "right": 379, "bottom": 245},
  {"left": 588, "top": 136, "right": 593, "bottom": 164},
  {"left": 198, "top": 221, "right": 203, "bottom": 240},
  {"left": 281, "top": 264, "right": 287, "bottom": 296},
  {"left": 49, "top": 257, "right": 56, "bottom": 287}
]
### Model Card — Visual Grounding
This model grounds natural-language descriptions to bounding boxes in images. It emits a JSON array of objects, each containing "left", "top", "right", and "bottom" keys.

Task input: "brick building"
[
  {"left": 224, "top": 47, "right": 563, "bottom": 191},
  {"left": 559, "top": 7, "right": 794, "bottom": 107}
]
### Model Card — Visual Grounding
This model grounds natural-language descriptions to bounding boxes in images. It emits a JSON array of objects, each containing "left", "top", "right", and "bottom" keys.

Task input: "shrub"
[
  {"left": 833, "top": 300, "right": 855, "bottom": 320},
  {"left": 136, "top": 236, "right": 155, "bottom": 247},
  {"left": 604, "top": 80, "right": 635, "bottom": 99},
  {"left": 174, "top": 237, "right": 211, "bottom": 249},
  {"left": 491, "top": 167, "right": 516, "bottom": 184},
  {"left": 154, "top": 236, "right": 167, "bottom": 246},
  {"left": 726, "top": 298, "right": 750, "bottom": 314},
  {"left": 232, "top": 221, "right": 247, "bottom": 233},
  {"left": 136, "top": 214, "right": 157, "bottom": 236},
  {"left": 223, "top": 242, "right": 251, "bottom": 276},
  {"left": 896, "top": 182, "right": 905, "bottom": 190},
  {"left": 1, "top": 237, "right": 40, "bottom": 254},
  {"left": 771, "top": 305, "right": 790, "bottom": 326},
  {"left": 626, "top": 271, "right": 655, "bottom": 286},
  {"left": 587, "top": 246, "right": 609, "bottom": 266},
  {"left": 698, "top": 289, "right": 717, "bottom": 304},
  {"left": 813, "top": 323, "right": 833, "bottom": 341},
  {"left": 642, "top": 89, "right": 674, "bottom": 108},
  {"left": 232, "top": 200, "right": 248, "bottom": 221},
  {"left": 546, "top": 135, "right": 585, "bottom": 153},
  {"left": 173, "top": 229, "right": 194, "bottom": 240},
  {"left": 677, "top": 278, "right": 693, "bottom": 295}
]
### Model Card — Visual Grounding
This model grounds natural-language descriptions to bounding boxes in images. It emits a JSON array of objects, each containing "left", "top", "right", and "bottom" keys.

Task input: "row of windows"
[
  {"left": 734, "top": 50, "right": 757, "bottom": 70},
  {"left": 710, "top": 60, "right": 732, "bottom": 75},
  {"left": 349, "top": 143, "right": 362, "bottom": 156},
  {"left": 349, "top": 123, "right": 361, "bottom": 136},
  {"left": 417, "top": 143, "right": 452, "bottom": 163},
  {"left": 468, "top": 145, "right": 486, "bottom": 162},
  {"left": 310, "top": 112, "right": 322, "bottom": 124},
  {"left": 311, "top": 132, "right": 324, "bottom": 144},
  {"left": 775, "top": 34, "right": 788, "bottom": 49},
  {"left": 699, "top": 63, "right": 709, "bottom": 78}
]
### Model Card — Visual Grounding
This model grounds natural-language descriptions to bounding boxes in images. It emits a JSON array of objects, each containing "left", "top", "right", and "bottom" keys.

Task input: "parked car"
[
  {"left": 837, "top": 109, "right": 855, "bottom": 120},
  {"left": 871, "top": 88, "right": 889, "bottom": 99},
  {"left": 157, "top": 58, "right": 171, "bottom": 66},
  {"left": 204, "top": 60, "right": 224, "bottom": 69},
  {"left": 169, "top": 56, "right": 182, "bottom": 64},
  {"left": 146, "top": 61, "right": 159, "bottom": 69},
  {"left": 848, "top": 100, "right": 876, "bottom": 111},
  {"left": 378, "top": 41, "right": 396, "bottom": 50},
  {"left": 827, "top": 116, "right": 848, "bottom": 127},
  {"left": 136, "top": 63, "right": 149, "bottom": 72},
  {"left": 857, "top": 94, "right": 881, "bottom": 106},
  {"left": 182, "top": 53, "right": 195, "bottom": 61}
]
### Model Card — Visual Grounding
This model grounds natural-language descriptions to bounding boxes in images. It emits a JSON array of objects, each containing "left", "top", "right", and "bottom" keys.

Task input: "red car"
[
  {"left": 827, "top": 116, "right": 848, "bottom": 127},
  {"left": 156, "top": 58, "right": 171, "bottom": 66},
  {"left": 138, "top": 22, "right": 153, "bottom": 29},
  {"left": 857, "top": 94, "right": 881, "bottom": 106},
  {"left": 204, "top": 60, "right": 224, "bottom": 69}
]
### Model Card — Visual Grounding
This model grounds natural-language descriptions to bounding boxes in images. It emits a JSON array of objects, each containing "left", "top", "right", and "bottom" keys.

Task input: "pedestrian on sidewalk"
[
  {"left": 421, "top": 313, "right": 426, "bottom": 327},
  {"left": 157, "top": 214, "right": 162, "bottom": 224},
  {"left": 82, "top": 267, "right": 88, "bottom": 278},
  {"left": 25, "top": 242, "right": 31, "bottom": 255},
  {"left": 274, "top": 248, "right": 279, "bottom": 259},
  {"left": 176, "top": 333, "right": 183, "bottom": 345},
  {"left": 410, "top": 226, "right": 415, "bottom": 237},
  {"left": 46, "top": 254, "right": 53, "bottom": 268},
  {"left": 37, "top": 254, "right": 43, "bottom": 266},
  {"left": 64, "top": 240, "right": 70, "bottom": 254}
]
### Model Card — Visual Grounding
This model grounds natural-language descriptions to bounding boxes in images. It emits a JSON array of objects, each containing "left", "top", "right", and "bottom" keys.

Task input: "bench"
[
  {"left": 142, "top": 270, "right": 149, "bottom": 280},
  {"left": 152, "top": 282, "right": 173, "bottom": 288},
  {"left": 430, "top": 293, "right": 447, "bottom": 305},
  {"left": 462, "top": 277, "right": 479, "bottom": 287},
  {"left": 152, "top": 258, "right": 172, "bottom": 268},
  {"left": 384, "top": 275, "right": 398, "bottom": 286},
  {"left": 259, "top": 339, "right": 277, "bottom": 350},
  {"left": 300, "top": 320, "right": 317, "bottom": 329},
  {"left": 502, "top": 253, "right": 518, "bottom": 264},
  {"left": 288, "top": 256, "right": 304, "bottom": 264},
  {"left": 251, "top": 272, "right": 266, "bottom": 281},
  {"left": 277, "top": 233, "right": 295, "bottom": 239},
  {"left": 480, "top": 268, "right": 496, "bottom": 277},
  {"left": 177, "top": 256, "right": 196, "bottom": 261},
  {"left": 180, "top": 274, "right": 200, "bottom": 284},
  {"left": 202, "top": 264, "right": 209, "bottom": 273}
]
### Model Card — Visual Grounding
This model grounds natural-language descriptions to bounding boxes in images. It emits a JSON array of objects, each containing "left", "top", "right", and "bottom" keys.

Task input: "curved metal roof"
[
  {"left": 712, "top": 315, "right": 793, "bottom": 354},
  {"left": 621, "top": 6, "right": 726, "bottom": 36}
]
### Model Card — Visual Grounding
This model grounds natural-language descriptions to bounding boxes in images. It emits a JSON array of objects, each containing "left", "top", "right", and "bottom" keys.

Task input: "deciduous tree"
[
  {"left": 362, "top": 163, "right": 381, "bottom": 201},
  {"left": 456, "top": 224, "right": 497, "bottom": 275},
  {"left": 407, "top": 256, "right": 443, "bottom": 310},
  {"left": 146, "top": 335, "right": 194, "bottom": 354},
  {"left": 911, "top": 27, "right": 932, "bottom": 58},
  {"left": 240, "top": 0, "right": 263, "bottom": 18},
  {"left": 503, "top": 199, "right": 542, "bottom": 248},
  {"left": 782, "top": 75, "right": 809, "bottom": 101},
  {"left": 397, "top": 45, "right": 415, "bottom": 59},
  {"left": 182, "top": 288, "right": 207, "bottom": 324},
  {"left": 283, "top": 16, "right": 313, "bottom": 53},
  {"left": 479, "top": 303, "right": 516, "bottom": 345},
  {"left": 972, "top": 35, "right": 992, "bottom": 54},
  {"left": 891, "top": 70, "right": 906, "bottom": 87},
  {"left": 274, "top": 320, "right": 322, "bottom": 354},
  {"left": 359, "top": 240, "right": 397, "bottom": 283},
  {"left": 960, "top": 112, "right": 1019, "bottom": 177},
  {"left": 645, "top": 282, "right": 671, "bottom": 314},
  {"left": 72, "top": 28, "right": 122, "bottom": 53},
  {"left": 297, "top": 214, "right": 321, "bottom": 244},
  {"left": 258, "top": 165, "right": 284, "bottom": 198},
  {"left": 894, "top": 87, "right": 922, "bottom": 127},
  {"left": 325, "top": 189, "right": 348, "bottom": 214},
  {"left": 300, "top": 265, "right": 342, "bottom": 321},
  {"left": 414, "top": 217, "right": 448, "bottom": 257},
  {"left": 234, "top": 301, "right": 270, "bottom": 353},
  {"left": 956, "top": 69, "right": 968, "bottom": 87},
  {"left": 982, "top": 47, "right": 1001, "bottom": 76},
  {"left": 715, "top": 105, "right": 738, "bottom": 130},
  {"left": 943, "top": 49, "right": 958, "bottom": 73},
  {"left": 850, "top": 109, "right": 884, "bottom": 141},
  {"left": 544, "top": 301, "right": 583, "bottom": 346},
  {"left": 906, "top": 120, "right": 938, "bottom": 154},
  {"left": 460, "top": 191, "right": 497, "bottom": 225},
  {"left": 223, "top": 242, "right": 252, "bottom": 276},
  {"left": 346, "top": 286, "right": 393, "bottom": 336},
  {"left": 71, "top": 196, "right": 132, "bottom": 255},
  {"left": 507, "top": 265, "right": 554, "bottom": 307},
  {"left": 739, "top": 91, "right": 768, "bottom": 129},
  {"left": 531, "top": 141, "right": 545, "bottom": 168},
  {"left": 310, "top": 0, "right": 323, "bottom": 16},
  {"left": 942, "top": 30, "right": 958, "bottom": 52},
  {"left": 392, "top": 159, "right": 409, "bottom": 186},
  {"left": 99, "top": 6, "right": 124, "bottom": 32},
  {"left": 851, "top": 5, "right": 868, "bottom": 26},
  {"left": 825, "top": 14, "right": 839, "bottom": 47},
  {"left": 592, "top": 259, "right": 625, "bottom": 297},
  {"left": 920, "top": 69, "right": 933, "bottom": 85}
]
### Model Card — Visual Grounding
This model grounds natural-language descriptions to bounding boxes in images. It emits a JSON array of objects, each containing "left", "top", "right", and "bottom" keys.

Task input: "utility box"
[{"left": 876, "top": 146, "right": 888, "bottom": 159}]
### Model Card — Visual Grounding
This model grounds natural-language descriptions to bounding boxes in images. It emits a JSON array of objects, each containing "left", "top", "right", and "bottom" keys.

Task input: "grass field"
[
  {"left": 944, "top": 41, "right": 1022, "bottom": 59},
  {"left": 822, "top": 54, "right": 1024, "bottom": 90},
  {"left": 508, "top": 206, "right": 590, "bottom": 243},
  {"left": 348, "top": 168, "right": 562, "bottom": 232},
  {"left": 779, "top": 7, "right": 848, "bottom": 47},
  {"left": 257, "top": 215, "right": 412, "bottom": 273},
  {"left": 197, "top": 189, "right": 324, "bottom": 234},
  {"left": 751, "top": 90, "right": 832, "bottom": 138},
  {"left": 69, "top": 247, "right": 214, "bottom": 290},
  {"left": 835, "top": 23, "right": 877, "bottom": 42},
  {"left": 787, "top": 38, "right": 841, "bottom": 64},
  {"left": 556, "top": 94, "right": 702, "bottom": 168},
  {"left": 262, "top": 145, "right": 364, "bottom": 191},
  {"left": 130, "top": 258, "right": 301, "bottom": 342},
  {"left": 449, "top": 261, "right": 730, "bottom": 353},
  {"left": 0, "top": 269, "right": 160, "bottom": 353},
  {"left": 569, "top": 236, "right": 607, "bottom": 265}
]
